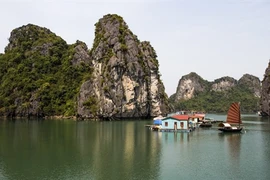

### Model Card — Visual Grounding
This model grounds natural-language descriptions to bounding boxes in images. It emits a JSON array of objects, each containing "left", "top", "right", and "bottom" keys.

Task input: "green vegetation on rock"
[{"left": 0, "top": 24, "right": 92, "bottom": 117}]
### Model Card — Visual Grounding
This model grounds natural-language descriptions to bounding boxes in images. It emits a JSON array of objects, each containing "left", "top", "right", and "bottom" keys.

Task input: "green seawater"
[{"left": 0, "top": 114, "right": 270, "bottom": 180}]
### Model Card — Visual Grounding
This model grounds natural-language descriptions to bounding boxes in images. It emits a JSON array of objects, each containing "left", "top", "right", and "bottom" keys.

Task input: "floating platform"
[{"left": 145, "top": 125, "right": 194, "bottom": 132}]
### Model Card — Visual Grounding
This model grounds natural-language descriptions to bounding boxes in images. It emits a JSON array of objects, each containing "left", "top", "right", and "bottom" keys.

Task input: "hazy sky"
[{"left": 1, "top": 0, "right": 270, "bottom": 96}]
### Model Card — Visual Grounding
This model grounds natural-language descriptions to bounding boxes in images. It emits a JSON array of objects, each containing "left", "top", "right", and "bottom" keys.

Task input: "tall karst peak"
[
  {"left": 90, "top": 14, "right": 139, "bottom": 61},
  {"left": 77, "top": 14, "right": 170, "bottom": 119}
]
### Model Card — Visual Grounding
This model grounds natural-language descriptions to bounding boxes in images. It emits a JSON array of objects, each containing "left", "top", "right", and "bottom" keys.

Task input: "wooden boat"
[
  {"left": 218, "top": 102, "right": 243, "bottom": 132},
  {"left": 152, "top": 125, "right": 161, "bottom": 131},
  {"left": 257, "top": 111, "right": 268, "bottom": 117},
  {"left": 199, "top": 122, "right": 212, "bottom": 128},
  {"left": 151, "top": 116, "right": 163, "bottom": 131}
]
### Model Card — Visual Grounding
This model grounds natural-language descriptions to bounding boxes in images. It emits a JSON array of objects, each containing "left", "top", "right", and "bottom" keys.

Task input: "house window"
[
  {"left": 165, "top": 122, "right": 168, "bottom": 127},
  {"left": 180, "top": 122, "right": 184, "bottom": 128}
]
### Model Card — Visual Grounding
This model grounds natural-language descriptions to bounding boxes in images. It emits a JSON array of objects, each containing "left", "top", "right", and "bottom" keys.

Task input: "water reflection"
[
  {"left": 219, "top": 133, "right": 242, "bottom": 164},
  {"left": 1, "top": 118, "right": 270, "bottom": 180},
  {"left": 0, "top": 120, "right": 162, "bottom": 180},
  {"left": 163, "top": 132, "right": 190, "bottom": 143}
]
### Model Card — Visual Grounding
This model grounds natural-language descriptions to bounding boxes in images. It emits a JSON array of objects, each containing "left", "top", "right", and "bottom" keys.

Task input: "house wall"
[
  {"left": 162, "top": 119, "right": 189, "bottom": 130},
  {"left": 189, "top": 118, "right": 198, "bottom": 123}
]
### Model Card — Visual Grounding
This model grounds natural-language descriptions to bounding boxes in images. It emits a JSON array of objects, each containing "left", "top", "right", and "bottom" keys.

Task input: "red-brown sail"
[{"left": 226, "top": 102, "right": 242, "bottom": 125}]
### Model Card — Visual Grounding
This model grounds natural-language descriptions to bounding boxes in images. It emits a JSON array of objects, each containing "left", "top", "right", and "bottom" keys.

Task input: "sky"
[{"left": 0, "top": 0, "right": 270, "bottom": 96}]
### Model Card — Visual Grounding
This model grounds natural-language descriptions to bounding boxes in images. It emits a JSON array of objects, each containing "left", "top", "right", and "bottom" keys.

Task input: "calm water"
[{"left": 0, "top": 114, "right": 270, "bottom": 180}]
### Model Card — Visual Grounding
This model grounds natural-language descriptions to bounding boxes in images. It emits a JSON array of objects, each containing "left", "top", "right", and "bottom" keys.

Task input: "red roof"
[
  {"left": 189, "top": 115, "right": 204, "bottom": 118},
  {"left": 171, "top": 115, "right": 189, "bottom": 120},
  {"left": 194, "top": 113, "right": 205, "bottom": 117}
]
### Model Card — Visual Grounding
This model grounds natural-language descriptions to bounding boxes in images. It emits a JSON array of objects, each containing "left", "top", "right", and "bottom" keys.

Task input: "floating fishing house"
[{"left": 161, "top": 115, "right": 194, "bottom": 132}]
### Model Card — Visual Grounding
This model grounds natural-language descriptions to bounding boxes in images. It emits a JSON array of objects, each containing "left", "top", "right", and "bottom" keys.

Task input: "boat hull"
[
  {"left": 200, "top": 123, "right": 212, "bottom": 128},
  {"left": 218, "top": 127, "right": 242, "bottom": 132}
]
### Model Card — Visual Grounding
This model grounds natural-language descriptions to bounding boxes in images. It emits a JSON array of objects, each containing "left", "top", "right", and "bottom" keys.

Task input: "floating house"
[
  {"left": 189, "top": 115, "right": 201, "bottom": 123},
  {"left": 161, "top": 115, "right": 192, "bottom": 132},
  {"left": 149, "top": 112, "right": 208, "bottom": 132},
  {"left": 193, "top": 113, "right": 205, "bottom": 121},
  {"left": 168, "top": 111, "right": 205, "bottom": 120},
  {"left": 189, "top": 115, "right": 205, "bottom": 127}
]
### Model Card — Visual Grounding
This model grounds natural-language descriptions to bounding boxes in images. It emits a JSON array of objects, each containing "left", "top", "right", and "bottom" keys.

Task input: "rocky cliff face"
[
  {"left": 77, "top": 14, "right": 170, "bottom": 119},
  {"left": 174, "top": 72, "right": 208, "bottom": 101},
  {"left": 71, "top": 40, "right": 91, "bottom": 66},
  {"left": 260, "top": 61, "right": 270, "bottom": 115},
  {"left": 238, "top": 74, "right": 261, "bottom": 98},
  {"left": 211, "top": 77, "right": 237, "bottom": 92}
]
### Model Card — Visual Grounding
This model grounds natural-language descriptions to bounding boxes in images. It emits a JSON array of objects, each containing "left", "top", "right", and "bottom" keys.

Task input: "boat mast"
[{"left": 238, "top": 102, "right": 241, "bottom": 128}]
